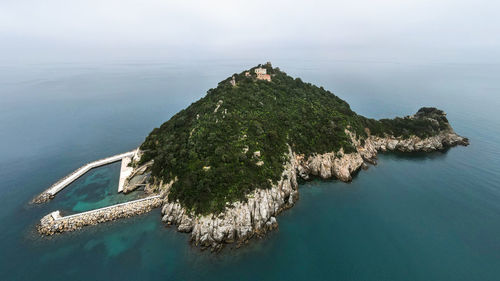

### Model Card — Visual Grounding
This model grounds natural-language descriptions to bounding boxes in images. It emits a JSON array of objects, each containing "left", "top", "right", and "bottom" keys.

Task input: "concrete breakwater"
[
  {"left": 32, "top": 150, "right": 137, "bottom": 204},
  {"left": 38, "top": 195, "right": 162, "bottom": 235},
  {"left": 118, "top": 156, "right": 134, "bottom": 193}
]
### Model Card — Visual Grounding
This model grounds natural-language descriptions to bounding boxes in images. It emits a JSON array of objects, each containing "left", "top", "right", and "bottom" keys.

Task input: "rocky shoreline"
[
  {"left": 161, "top": 147, "right": 299, "bottom": 250},
  {"left": 37, "top": 128, "right": 468, "bottom": 250},
  {"left": 158, "top": 128, "right": 468, "bottom": 251}
]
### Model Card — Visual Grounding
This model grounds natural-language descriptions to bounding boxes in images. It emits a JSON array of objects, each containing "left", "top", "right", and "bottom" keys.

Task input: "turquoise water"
[
  {"left": 0, "top": 60, "right": 499, "bottom": 280},
  {"left": 50, "top": 162, "right": 144, "bottom": 214}
]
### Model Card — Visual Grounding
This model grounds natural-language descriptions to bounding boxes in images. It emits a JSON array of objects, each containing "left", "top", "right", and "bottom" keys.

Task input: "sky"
[{"left": 0, "top": 0, "right": 499, "bottom": 64}]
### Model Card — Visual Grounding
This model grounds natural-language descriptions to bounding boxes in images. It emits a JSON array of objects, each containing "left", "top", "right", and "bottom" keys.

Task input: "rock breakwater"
[{"left": 38, "top": 195, "right": 162, "bottom": 235}]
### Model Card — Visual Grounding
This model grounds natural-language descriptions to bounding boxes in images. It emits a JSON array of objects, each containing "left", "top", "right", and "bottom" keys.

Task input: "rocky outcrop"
[
  {"left": 38, "top": 196, "right": 162, "bottom": 235},
  {"left": 122, "top": 161, "right": 153, "bottom": 194},
  {"left": 296, "top": 150, "right": 364, "bottom": 182},
  {"left": 156, "top": 128, "right": 468, "bottom": 251},
  {"left": 35, "top": 127, "right": 467, "bottom": 244},
  {"left": 161, "top": 148, "right": 299, "bottom": 251},
  {"left": 36, "top": 126, "right": 467, "bottom": 245},
  {"left": 296, "top": 129, "right": 468, "bottom": 182},
  {"left": 366, "top": 131, "right": 469, "bottom": 153}
]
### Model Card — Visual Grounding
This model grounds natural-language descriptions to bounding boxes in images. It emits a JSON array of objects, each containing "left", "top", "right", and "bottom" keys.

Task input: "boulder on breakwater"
[{"left": 38, "top": 196, "right": 162, "bottom": 235}]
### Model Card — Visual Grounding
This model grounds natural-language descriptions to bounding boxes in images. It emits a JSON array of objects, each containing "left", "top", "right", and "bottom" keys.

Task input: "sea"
[{"left": 0, "top": 59, "right": 499, "bottom": 281}]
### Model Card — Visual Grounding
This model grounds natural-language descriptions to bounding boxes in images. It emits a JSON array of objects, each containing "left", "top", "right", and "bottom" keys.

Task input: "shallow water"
[
  {"left": 0, "top": 60, "right": 499, "bottom": 280},
  {"left": 50, "top": 161, "right": 144, "bottom": 214}
]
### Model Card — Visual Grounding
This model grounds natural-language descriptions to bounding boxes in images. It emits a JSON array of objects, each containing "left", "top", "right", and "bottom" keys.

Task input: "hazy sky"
[{"left": 1, "top": 0, "right": 498, "bottom": 63}]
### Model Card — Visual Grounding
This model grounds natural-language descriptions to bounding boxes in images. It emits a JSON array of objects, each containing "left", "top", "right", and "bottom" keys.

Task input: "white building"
[{"left": 254, "top": 67, "right": 267, "bottom": 75}]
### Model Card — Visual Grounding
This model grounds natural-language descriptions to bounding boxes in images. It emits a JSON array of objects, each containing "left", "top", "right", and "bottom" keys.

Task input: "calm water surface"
[{"left": 0, "top": 60, "right": 499, "bottom": 281}]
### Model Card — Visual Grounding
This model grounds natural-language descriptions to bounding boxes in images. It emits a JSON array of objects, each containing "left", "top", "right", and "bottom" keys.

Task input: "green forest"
[{"left": 139, "top": 64, "right": 450, "bottom": 214}]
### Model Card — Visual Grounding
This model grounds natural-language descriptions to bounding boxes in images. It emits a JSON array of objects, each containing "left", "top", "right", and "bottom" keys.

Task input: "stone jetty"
[{"left": 38, "top": 195, "right": 162, "bottom": 235}]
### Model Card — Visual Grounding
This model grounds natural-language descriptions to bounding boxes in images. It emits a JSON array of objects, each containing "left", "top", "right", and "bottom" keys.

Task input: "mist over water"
[{"left": 0, "top": 59, "right": 499, "bottom": 280}]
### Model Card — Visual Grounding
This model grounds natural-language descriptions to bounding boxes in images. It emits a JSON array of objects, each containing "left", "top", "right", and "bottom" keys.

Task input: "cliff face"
[
  {"left": 298, "top": 129, "right": 468, "bottom": 183},
  {"left": 161, "top": 147, "right": 299, "bottom": 251},
  {"left": 127, "top": 64, "right": 470, "bottom": 250},
  {"left": 154, "top": 127, "right": 468, "bottom": 251}
]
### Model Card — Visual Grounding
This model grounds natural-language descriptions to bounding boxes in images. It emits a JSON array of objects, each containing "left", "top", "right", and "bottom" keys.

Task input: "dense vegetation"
[
  {"left": 139, "top": 64, "right": 450, "bottom": 214},
  {"left": 362, "top": 107, "right": 450, "bottom": 139}
]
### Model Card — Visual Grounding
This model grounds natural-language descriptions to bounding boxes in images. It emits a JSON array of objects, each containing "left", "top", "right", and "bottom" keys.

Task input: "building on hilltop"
[
  {"left": 254, "top": 67, "right": 266, "bottom": 75},
  {"left": 230, "top": 76, "right": 236, "bottom": 86},
  {"left": 257, "top": 73, "right": 271, "bottom": 81},
  {"left": 254, "top": 67, "right": 271, "bottom": 82}
]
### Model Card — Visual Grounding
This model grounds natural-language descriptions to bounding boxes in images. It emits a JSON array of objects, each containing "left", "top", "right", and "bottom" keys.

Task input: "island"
[{"left": 37, "top": 63, "right": 469, "bottom": 251}]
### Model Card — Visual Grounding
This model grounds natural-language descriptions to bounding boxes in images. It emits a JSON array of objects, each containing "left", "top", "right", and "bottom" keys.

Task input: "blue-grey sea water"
[{"left": 0, "top": 60, "right": 499, "bottom": 281}]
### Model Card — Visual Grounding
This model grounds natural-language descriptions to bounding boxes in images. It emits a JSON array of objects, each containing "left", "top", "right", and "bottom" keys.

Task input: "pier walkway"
[
  {"left": 118, "top": 156, "right": 134, "bottom": 193},
  {"left": 32, "top": 149, "right": 138, "bottom": 203}
]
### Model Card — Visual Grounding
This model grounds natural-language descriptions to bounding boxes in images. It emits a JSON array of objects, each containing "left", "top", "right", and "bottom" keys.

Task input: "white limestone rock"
[{"left": 156, "top": 128, "right": 468, "bottom": 251}]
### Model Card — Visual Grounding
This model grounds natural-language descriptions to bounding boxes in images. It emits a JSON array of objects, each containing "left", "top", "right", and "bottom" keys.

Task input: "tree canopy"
[{"left": 139, "top": 64, "right": 450, "bottom": 214}]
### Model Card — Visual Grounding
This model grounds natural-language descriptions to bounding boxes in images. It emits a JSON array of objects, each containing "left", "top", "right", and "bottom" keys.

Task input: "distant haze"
[{"left": 1, "top": 0, "right": 499, "bottom": 64}]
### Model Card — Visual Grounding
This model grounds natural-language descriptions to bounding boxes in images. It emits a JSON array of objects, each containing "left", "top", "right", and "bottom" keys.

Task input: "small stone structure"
[
  {"left": 254, "top": 67, "right": 271, "bottom": 81},
  {"left": 254, "top": 67, "right": 267, "bottom": 75},
  {"left": 38, "top": 195, "right": 162, "bottom": 235}
]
